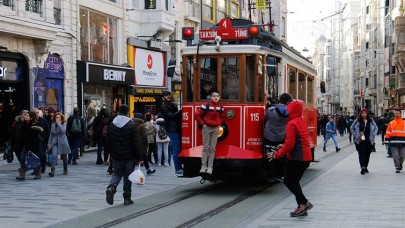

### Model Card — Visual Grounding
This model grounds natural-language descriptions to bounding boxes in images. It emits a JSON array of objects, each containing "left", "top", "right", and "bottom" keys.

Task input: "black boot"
[
  {"left": 336, "top": 147, "right": 340, "bottom": 152},
  {"left": 124, "top": 198, "right": 134, "bottom": 205},
  {"left": 106, "top": 186, "right": 116, "bottom": 205},
  {"left": 323, "top": 147, "right": 326, "bottom": 152}
]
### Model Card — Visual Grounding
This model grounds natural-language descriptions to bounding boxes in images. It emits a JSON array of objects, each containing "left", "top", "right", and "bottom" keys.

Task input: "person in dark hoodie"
[
  {"left": 105, "top": 105, "right": 143, "bottom": 206},
  {"left": 133, "top": 112, "right": 156, "bottom": 175},
  {"left": 267, "top": 100, "right": 313, "bottom": 217}
]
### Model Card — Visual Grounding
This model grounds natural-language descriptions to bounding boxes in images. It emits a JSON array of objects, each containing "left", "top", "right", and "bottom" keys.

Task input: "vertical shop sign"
[{"left": 145, "top": 0, "right": 156, "bottom": 9}]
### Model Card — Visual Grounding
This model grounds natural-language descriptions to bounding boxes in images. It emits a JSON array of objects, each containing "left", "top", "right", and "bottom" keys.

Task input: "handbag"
[
  {"left": 128, "top": 165, "right": 145, "bottom": 185},
  {"left": 25, "top": 151, "right": 41, "bottom": 171},
  {"left": 360, "top": 120, "right": 367, "bottom": 141}
]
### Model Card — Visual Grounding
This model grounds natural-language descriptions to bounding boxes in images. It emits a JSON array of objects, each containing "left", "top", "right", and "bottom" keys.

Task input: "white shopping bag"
[{"left": 129, "top": 165, "right": 145, "bottom": 185}]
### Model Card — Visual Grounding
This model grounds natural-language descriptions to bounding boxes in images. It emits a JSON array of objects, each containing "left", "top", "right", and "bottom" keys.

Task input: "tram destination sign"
[{"left": 199, "top": 18, "right": 248, "bottom": 41}]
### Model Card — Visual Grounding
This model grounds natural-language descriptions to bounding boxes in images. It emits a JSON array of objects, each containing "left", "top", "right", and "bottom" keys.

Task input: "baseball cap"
[{"left": 162, "top": 90, "right": 171, "bottom": 97}]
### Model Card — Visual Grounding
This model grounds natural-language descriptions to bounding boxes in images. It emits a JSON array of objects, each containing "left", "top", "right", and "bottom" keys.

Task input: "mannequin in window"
[
  {"left": 86, "top": 100, "right": 97, "bottom": 122},
  {"left": 95, "top": 100, "right": 101, "bottom": 116}
]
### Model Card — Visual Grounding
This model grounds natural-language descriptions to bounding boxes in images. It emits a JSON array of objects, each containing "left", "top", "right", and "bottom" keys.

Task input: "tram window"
[
  {"left": 288, "top": 70, "right": 296, "bottom": 99},
  {"left": 221, "top": 57, "right": 240, "bottom": 100},
  {"left": 200, "top": 57, "right": 218, "bottom": 100},
  {"left": 245, "top": 56, "right": 255, "bottom": 102},
  {"left": 185, "top": 56, "right": 194, "bottom": 102},
  {"left": 298, "top": 73, "right": 306, "bottom": 104},
  {"left": 307, "top": 77, "right": 314, "bottom": 106}
]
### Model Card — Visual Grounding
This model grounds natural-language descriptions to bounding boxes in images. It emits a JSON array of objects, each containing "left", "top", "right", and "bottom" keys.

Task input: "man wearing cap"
[{"left": 160, "top": 90, "right": 183, "bottom": 176}]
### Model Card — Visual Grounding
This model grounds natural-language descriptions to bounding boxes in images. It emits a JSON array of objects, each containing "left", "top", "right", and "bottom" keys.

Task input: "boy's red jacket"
[
  {"left": 274, "top": 100, "right": 312, "bottom": 161},
  {"left": 194, "top": 100, "right": 225, "bottom": 127}
]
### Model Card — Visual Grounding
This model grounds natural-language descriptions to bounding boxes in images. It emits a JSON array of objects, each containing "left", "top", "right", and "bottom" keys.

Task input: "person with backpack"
[
  {"left": 93, "top": 108, "right": 110, "bottom": 165},
  {"left": 263, "top": 93, "right": 292, "bottom": 181},
  {"left": 155, "top": 114, "right": 170, "bottom": 167},
  {"left": 194, "top": 89, "right": 225, "bottom": 175},
  {"left": 67, "top": 107, "right": 85, "bottom": 165}
]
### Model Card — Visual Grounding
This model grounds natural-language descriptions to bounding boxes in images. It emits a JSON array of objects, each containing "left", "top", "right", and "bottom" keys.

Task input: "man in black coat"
[
  {"left": 160, "top": 91, "right": 183, "bottom": 176},
  {"left": 106, "top": 105, "right": 143, "bottom": 206}
]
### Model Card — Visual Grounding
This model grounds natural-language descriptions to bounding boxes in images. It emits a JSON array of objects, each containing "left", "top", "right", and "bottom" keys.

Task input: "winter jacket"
[
  {"left": 160, "top": 101, "right": 182, "bottom": 132},
  {"left": 385, "top": 117, "right": 405, "bottom": 146},
  {"left": 107, "top": 115, "right": 141, "bottom": 161},
  {"left": 48, "top": 122, "right": 71, "bottom": 155},
  {"left": 350, "top": 118, "right": 378, "bottom": 145},
  {"left": 194, "top": 100, "right": 225, "bottom": 127},
  {"left": 133, "top": 117, "right": 148, "bottom": 156},
  {"left": 274, "top": 100, "right": 312, "bottom": 161},
  {"left": 144, "top": 121, "right": 156, "bottom": 143},
  {"left": 22, "top": 121, "right": 44, "bottom": 154},
  {"left": 263, "top": 104, "right": 288, "bottom": 142},
  {"left": 325, "top": 121, "right": 337, "bottom": 139}
]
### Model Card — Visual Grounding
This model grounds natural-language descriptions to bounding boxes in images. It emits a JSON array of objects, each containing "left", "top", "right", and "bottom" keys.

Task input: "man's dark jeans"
[{"left": 108, "top": 160, "right": 135, "bottom": 198}]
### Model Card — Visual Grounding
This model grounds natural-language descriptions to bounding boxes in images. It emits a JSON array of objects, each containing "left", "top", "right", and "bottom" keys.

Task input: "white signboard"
[{"left": 134, "top": 48, "right": 165, "bottom": 87}]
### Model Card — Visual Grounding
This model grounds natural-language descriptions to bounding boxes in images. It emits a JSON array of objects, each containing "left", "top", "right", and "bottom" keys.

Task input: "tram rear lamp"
[
  {"left": 248, "top": 26, "right": 260, "bottom": 37},
  {"left": 182, "top": 27, "right": 194, "bottom": 40}
]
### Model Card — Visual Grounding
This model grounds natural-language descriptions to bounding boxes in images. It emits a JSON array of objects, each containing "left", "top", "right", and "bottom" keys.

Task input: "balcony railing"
[
  {"left": 25, "top": 0, "right": 42, "bottom": 15},
  {"left": 1, "top": 0, "right": 14, "bottom": 8}
]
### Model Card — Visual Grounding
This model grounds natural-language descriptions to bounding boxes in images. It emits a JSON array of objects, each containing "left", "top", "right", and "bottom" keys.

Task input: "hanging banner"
[{"left": 256, "top": 0, "right": 266, "bottom": 10}]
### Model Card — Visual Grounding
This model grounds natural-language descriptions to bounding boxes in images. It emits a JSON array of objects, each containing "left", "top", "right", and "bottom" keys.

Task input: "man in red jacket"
[
  {"left": 267, "top": 100, "right": 313, "bottom": 217},
  {"left": 195, "top": 89, "right": 225, "bottom": 175}
]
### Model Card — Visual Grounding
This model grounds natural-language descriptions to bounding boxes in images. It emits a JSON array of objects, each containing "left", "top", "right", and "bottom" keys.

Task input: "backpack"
[
  {"left": 71, "top": 118, "right": 82, "bottom": 134},
  {"left": 158, "top": 125, "right": 167, "bottom": 140}
]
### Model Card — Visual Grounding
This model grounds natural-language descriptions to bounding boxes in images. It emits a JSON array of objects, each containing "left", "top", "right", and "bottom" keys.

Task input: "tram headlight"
[{"left": 217, "top": 123, "right": 229, "bottom": 141}]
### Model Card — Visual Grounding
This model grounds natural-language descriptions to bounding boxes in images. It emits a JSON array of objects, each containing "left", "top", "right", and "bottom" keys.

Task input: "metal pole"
[{"left": 200, "top": 0, "right": 203, "bottom": 29}]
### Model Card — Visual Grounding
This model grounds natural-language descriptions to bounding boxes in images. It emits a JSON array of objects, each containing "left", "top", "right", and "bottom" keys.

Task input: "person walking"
[
  {"left": 133, "top": 112, "right": 156, "bottom": 175},
  {"left": 194, "top": 89, "right": 225, "bottom": 175},
  {"left": 93, "top": 108, "right": 109, "bottom": 165},
  {"left": 33, "top": 108, "right": 50, "bottom": 174},
  {"left": 105, "top": 105, "right": 143, "bottom": 206},
  {"left": 323, "top": 116, "right": 341, "bottom": 152},
  {"left": 267, "top": 100, "right": 313, "bottom": 217},
  {"left": 160, "top": 90, "right": 183, "bottom": 176},
  {"left": 350, "top": 108, "right": 379, "bottom": 175},
  {"left": 384, "top": 110, "right": 405, "bottom": 173},
  {"left": 263, "top": 93, "right": 292, "bottom": 181},
  {"left": 145, "top": 113, "right": 158, "bottom": 165},
  {"left": 155, "top": 114, "right": 170, "bottom": 166},
  {"left": 17, "top": 111, "right": 44, "bottom": 180},
  {"left": 47, "top": 112, "right": 70, "bottom": 176},
  {"left": 66, "top": 108, "right": 85, "bottom": 165}
]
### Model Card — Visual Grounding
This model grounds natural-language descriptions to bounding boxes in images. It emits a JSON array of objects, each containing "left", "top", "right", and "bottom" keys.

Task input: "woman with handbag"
[
  {"left": 350, "top": 108, "right": 379, "bottom": 175},
  {"left": 16, "top": 111, "right": 44, "bottom": 180},
  {"left": 48, "top": 112, "right": 71, "bottom": 176}
]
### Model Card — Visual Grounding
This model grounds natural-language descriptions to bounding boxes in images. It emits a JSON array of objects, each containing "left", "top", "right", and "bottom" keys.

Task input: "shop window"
[
  {"left": 200, "top": 57, "right": 218, "bottom": 100},
  {"left": 399, "top": 31, "right": 405, "bottom": 43},
  {"left": 80, "top": 9, "right": 118, "bottom": 64},
  {"left": 203, "top": 0, "right": 214, "bottom": 22},
  {"left": 221, "top": 57, "right": 240, "bottom": 100},
  {"left": 25, "top": 0, "right": 42, "bottom": 15},
  {"left": 186, "top": 0, "right": 200, "bottom": 18}
]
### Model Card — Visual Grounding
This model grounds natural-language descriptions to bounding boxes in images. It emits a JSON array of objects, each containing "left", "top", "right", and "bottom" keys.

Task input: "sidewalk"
[{"left": 240, "top": 136, "right": 405, "bottom": 227}]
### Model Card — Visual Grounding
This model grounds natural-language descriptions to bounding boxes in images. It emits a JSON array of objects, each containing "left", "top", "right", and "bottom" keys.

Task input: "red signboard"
[{"left": 199, "top": 18, "right": 249, "bottom": 40}]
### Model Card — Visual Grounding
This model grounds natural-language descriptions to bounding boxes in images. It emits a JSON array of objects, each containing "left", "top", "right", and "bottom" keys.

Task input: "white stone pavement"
[{"left": 241, "top": 137, "right": 405, "bottom": 228}]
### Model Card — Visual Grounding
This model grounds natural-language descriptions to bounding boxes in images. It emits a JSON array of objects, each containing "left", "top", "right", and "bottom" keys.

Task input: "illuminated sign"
[
  {"left": 134, "top": 97, "right": 156, "bottom": 102},
  {"left": 199, "top": 18, "right": 249, "bottom": 41},
  {"left": 145, "top": 0, "right": 156, "bottom": 9},
  {"left": 133, "top": 87, "right": 163, "bottom": 95},
  {"left": 133, "top": 48, "right": 165, "bottom": 87}
]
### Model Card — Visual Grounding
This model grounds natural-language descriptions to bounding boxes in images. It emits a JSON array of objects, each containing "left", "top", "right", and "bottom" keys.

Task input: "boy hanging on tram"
[{"left": 194, "top": 89, "right": 225, "bottom": 175}]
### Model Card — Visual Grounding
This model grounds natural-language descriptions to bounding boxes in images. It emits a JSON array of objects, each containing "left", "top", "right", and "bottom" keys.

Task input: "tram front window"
[
  {"left": 221, "top": 57, "right": 240, "bottom": 100},
  {"left": 200, "top": 57, "right": 218, "bottom": 100}
]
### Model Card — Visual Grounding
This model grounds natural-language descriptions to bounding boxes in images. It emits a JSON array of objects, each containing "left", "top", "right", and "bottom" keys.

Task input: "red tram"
[{"left": 178, "top": 18, "right": 317, "bottom": 180}]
